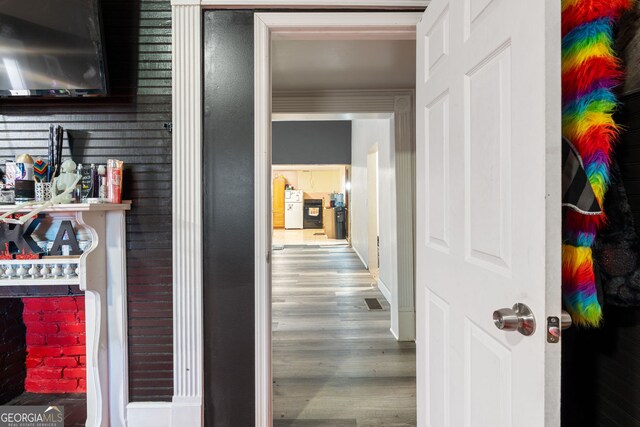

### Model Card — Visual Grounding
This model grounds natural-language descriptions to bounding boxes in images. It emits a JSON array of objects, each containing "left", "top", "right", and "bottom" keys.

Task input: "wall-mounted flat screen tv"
[{"left": 0, "top": 0, "right": 108, "bottom": 97}]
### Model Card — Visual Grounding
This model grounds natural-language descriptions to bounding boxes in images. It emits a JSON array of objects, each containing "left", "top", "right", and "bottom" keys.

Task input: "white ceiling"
[{"left": 272, "top": 40, "right": 416, "bottom": 91}]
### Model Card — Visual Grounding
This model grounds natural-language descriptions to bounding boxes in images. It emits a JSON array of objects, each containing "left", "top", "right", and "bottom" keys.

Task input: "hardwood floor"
[
  {"left": 272, "top": 229, "right": 349, "bottom": 247},
  {"left": 272, "top": 246, "right": 416, "bottom": 427}
]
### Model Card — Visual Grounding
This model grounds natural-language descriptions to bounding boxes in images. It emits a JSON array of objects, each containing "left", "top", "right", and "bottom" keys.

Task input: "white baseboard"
[
  {"left": 171, "top": 398, "right": 202, "bottom": 426},
  {"left": 127, "top": 402, "right": 172, "bottom": 427},
  {"left": 397, "top": 309, "right": 416, "bottom": 342},
  {"left": 389, "top": 326, "right": 399, "bottom": 340},
  {"left": 125, "top": 398, "right": 201, "bottom": 427},
  {"left": 377, "top": 278, "right": 392, "bottom": 304},
  {"left": 378, "top": 278, "right": 399, "bottom": 339},
  {"left": 353, "top": 246, "right": 368, "bottom": 269}
]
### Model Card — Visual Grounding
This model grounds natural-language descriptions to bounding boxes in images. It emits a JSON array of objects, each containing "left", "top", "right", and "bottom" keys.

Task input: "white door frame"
[
  {"left": 272, "top": 92, "right": 417, "bottom": 340},
  {"left": 255, "top": 12, "right": 422, "bottom": 426},
  {"left": 171, "top": 2, "right": 427, "bottom": 426}
]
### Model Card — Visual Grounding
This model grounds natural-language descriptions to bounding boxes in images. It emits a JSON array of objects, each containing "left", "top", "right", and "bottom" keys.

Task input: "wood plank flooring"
[{"left": 272, "top": 246, "right": 416, "bottom": 427}]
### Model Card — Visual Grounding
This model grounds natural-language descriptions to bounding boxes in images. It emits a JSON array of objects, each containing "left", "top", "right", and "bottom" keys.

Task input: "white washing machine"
[{"left": 284, "top": 190, "right": 303, "bottom": 229}]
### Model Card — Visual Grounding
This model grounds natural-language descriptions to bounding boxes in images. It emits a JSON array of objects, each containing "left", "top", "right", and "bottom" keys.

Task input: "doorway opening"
[
  {"left": 269, "top": 118, "right": 414, "bottom": 424},
  {"left": 272, "top": 164, "right": 350, "bottom": 247},
  {"left": 267, "top": 27, "right": 418, "bottom": 425}
]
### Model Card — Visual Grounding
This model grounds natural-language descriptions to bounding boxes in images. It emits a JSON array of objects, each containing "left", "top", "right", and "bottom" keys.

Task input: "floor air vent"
[{"left": 364, "top": 298, "right": 383, "bottom": 310}]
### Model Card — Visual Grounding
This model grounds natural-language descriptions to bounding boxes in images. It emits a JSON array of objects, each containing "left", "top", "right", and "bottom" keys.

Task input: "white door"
[{"left": 416, "top": 1, "right": 561, "bottom": 426}]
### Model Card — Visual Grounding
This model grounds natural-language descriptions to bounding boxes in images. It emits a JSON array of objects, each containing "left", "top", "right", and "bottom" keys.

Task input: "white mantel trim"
[{"left": 105, "top": 211, "right": 130, "bottom": 426}]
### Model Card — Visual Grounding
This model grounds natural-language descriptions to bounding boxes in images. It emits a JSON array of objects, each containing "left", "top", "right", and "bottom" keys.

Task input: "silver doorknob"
[
  {"left": 561, "top": 310, "right": 572, "bottom": 330},
  {"left": 493, "top": 303, "right": 536, "bottom": 336}
]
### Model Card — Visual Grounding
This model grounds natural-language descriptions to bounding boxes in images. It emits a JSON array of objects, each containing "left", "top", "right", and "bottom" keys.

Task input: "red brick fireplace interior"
[
  {"left": 23, "top": 296, "right": 87, "bottom": 393},
  {"left": 0, "top": 294, "right": 87, "bottom": 426}
]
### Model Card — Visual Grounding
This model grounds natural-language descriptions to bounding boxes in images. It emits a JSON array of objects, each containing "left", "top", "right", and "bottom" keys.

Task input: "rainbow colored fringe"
[{"left": 562, "top": 0, "right": 633, "bottom": 327}]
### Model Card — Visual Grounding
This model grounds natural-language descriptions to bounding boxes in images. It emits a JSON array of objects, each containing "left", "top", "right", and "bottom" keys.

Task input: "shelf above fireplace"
[{"left": 0, "top": 201, "right": 131, "bottom": 213}]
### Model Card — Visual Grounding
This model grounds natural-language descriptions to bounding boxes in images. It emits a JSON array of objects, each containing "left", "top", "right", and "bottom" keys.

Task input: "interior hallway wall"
[
  {"left": 351, "top": 119, "right": 397, "bottom": 313},
  {"left": 367, "top": 149, "right": 379, "bottom": 271}
]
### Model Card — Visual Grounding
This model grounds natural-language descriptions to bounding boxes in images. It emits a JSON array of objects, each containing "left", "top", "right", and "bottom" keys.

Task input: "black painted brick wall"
[
  {"left": 0, "top": 298, "right": 26, "bottom": 405},
  {"left": 0, "top": 0, "right": 173, "bottom": 401}
]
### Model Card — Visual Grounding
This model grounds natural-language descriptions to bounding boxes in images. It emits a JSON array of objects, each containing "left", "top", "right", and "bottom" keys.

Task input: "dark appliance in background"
[
  {"left": 303, "top": 199, "right": 323, "bottom": 229},
  {"left": 335, "top": 207, "right": 346, "bottom": 239},
  {"left": 0, "top": 0, "right": 108, "bottom": 97}
]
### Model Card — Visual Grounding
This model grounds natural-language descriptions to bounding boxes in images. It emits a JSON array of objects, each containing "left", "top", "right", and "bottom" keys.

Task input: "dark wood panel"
[
  {"left": 203, "top": 11, "right": 256, "bottom": 427},
  {"left": 0, "top": 0, "right": 173, "bottom": 402}
]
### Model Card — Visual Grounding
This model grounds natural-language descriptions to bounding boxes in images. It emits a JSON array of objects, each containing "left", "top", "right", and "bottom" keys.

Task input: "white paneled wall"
[{"left": 351, "top": 119, "right": 397, "bottom": 330}]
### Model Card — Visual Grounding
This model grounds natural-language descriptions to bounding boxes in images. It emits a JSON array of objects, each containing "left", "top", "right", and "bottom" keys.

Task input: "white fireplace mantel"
[{"left": 0, "top": 202, "right": 131, "bottom": 427}]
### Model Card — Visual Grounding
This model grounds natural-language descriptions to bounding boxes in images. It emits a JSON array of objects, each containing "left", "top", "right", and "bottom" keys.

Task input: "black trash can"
[{"left": 335, "top": 207, "right": 346, "bottom": 239}]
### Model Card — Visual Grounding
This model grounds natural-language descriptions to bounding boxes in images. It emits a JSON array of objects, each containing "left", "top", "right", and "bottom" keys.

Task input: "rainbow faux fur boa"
[{"left": 562, "top": 0, "right": 633, "bottom": 326}]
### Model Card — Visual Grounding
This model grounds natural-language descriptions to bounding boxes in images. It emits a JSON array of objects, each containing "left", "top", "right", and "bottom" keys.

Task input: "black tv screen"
[{"left": 0, "top": 0, "right": 108, "bottom": 96}]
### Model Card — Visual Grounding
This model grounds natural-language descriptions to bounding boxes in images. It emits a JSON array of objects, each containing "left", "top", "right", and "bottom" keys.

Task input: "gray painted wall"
[{"left": 272, "top": 121, "right": 351, "bottom": 164}]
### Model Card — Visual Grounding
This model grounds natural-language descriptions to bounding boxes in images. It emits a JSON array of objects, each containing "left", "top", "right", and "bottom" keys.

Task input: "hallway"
[{"left": 272, "top": 246, "right": 416, "bottom": 426}]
